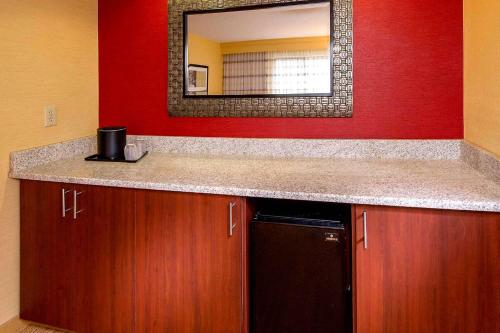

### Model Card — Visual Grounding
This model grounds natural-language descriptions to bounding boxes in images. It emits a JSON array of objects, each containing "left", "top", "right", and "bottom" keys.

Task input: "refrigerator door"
[{"left": 251, "top": 221, "right": 350, "bottom": 333}]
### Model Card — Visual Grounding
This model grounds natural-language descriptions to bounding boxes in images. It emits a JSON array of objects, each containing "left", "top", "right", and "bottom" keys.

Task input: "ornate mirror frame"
[{"left": 168, "top": 0, "right": 353, "bottom": 117}]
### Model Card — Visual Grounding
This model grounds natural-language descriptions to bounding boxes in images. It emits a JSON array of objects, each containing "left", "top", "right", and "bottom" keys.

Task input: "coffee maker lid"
[{"left": 98, "top": 126, "right": 126, "bottom": 132}]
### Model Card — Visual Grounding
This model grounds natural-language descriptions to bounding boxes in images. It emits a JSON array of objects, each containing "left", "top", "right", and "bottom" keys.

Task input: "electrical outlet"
[{"left": 44, "top": 106, "right": 57, "bottom": 127}]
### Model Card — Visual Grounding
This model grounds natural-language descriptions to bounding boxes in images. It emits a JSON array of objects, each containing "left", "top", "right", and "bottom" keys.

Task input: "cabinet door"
[
  {"left": 76, "top": 185, "right": 136, "bottom": 333},
  {"left": 354, "top": 205, "right": 500, "bottom": 333},
  {"left": 136, "top": 190, "right": 244, "bottom": 333},
  {"left": 20, "top": 180, "right": 86, "bottom": 330},
  {"left": 21, "top": 181, "right": 135, "bottom": 333}
]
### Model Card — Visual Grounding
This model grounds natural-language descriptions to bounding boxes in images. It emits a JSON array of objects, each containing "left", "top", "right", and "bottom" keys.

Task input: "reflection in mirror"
[
  {"left": 184, "top": 1, "right": 331, "bottom": 97},
  {"left": 187, "top": 64, "right": 209, "bottom": 95}
]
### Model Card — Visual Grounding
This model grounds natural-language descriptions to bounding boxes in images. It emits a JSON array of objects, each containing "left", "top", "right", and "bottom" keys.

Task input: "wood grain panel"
[
  {"left": 80, "top": 185, "right": 135, "bottom": 333},
  {"left": 136, "top": 190, "right": 244, "bottom": 333},
  {"left": 20, "top": 181, "right": 85, "bottom": 330},
  {"left": 354, "top": 205, "right": 500, "bottom": 333},
  {"left": 20, "top": 182, "right": 135, "bottom": 333}
]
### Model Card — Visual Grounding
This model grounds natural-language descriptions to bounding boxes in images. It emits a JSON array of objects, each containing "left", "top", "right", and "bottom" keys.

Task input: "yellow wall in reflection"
[
  {"left": 221, "top": 36, "right": 330, "bottom": 54},
  {"left": 464, "top": 0, "right": 500, "bottom": 157},
  {"left": 187, "top": 34, "right": 223, "bottom": 95},
  {"left": 188, "top": 35, "right": 330, "bottom": 95}
]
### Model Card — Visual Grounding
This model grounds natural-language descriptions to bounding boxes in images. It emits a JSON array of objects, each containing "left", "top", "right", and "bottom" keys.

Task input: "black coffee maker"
[{"left": 97, "top": 127, "right": 127, "bottom": 160}]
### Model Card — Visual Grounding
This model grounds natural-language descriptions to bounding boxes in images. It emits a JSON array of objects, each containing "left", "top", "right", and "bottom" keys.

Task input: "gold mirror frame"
[{"left": 168, "top": 0, "right": 353, "bottom": 117}]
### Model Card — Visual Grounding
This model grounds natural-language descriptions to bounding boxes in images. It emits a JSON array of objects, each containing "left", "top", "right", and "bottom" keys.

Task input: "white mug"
[
  {"left": 135, "top": 139, "right": 145, "bottom": 156},
  {"left": 124, "top": 143, "right": 139, "bottom": 161}
]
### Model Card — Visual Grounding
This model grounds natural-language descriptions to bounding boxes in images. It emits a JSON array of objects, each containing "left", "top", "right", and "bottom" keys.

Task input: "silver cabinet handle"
[
  {"left": 228, "top": 202, "right": 237, "bottom": 237},
  {"left": 363, "top": 210, "right": 368, "bottom": 249},
  {"left": 62, "top": 189, "right": 72, "bottom": 218},
  {"left": 73, "top": 190, "right": 84, "bottom": 220}
]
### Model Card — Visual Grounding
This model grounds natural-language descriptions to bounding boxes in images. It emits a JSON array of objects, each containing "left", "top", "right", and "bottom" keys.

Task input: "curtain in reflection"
[
  {"left": 223, "top": 52, "right": 270, "bottom": 95},
  {"left": 269, "top": 50, "right": 330, "bottom": 94},
  {"left": 223, "top": 49, "right": 329, "bottom": 95}
]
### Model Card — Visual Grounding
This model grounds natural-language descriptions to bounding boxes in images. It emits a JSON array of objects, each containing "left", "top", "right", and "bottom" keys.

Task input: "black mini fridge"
[{"left": 250, "top": 201, "right": 351, "bottom": 333}]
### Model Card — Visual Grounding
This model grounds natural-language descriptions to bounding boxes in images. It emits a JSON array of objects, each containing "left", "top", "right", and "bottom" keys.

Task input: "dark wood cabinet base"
[
  {"left": 20, "top": 180, "right": 246, "bottom": 333},
  {"left": 353, "top": 205, "right": 500, "bottom": 333},
  {"left": 20, "top": 181, "right": 499, "bottom": 333},
  {"left": 135, "top": 190, "right": 245, "bottom": 333},
  {"left": 20, "top": 181, "right": 135, "bottom": 332}
]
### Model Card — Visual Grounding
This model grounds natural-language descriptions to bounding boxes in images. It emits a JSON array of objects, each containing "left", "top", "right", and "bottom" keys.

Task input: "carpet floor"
[
  {"left": 0, "top": 319, "right": 62, "bottom": 333},
  {"left": 19, "top": 326, "right": 61, "bottom": 333}
]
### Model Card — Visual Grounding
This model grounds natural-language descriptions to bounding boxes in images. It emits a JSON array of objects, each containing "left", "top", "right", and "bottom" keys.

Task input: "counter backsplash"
[{"left": 9, "top": 135, "right": 499, "bottom": 183}]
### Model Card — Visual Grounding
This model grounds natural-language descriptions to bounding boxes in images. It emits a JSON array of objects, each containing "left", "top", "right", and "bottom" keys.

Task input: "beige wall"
[
  {"left": 464, "top": 0, "right": 500, "bottom": 157},
  {"left": 0, "top": 0, "right": 98, "bottom": 324}
]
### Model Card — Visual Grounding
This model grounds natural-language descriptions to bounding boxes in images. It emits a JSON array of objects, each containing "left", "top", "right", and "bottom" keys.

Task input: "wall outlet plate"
[{"left": 44, "top": 106, "right": 57, "bottom": 127}]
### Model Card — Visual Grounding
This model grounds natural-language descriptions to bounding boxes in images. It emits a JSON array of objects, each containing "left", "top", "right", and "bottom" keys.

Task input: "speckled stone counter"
[{"left": 10, "top": 142, "right": 500, "bottom": 212}]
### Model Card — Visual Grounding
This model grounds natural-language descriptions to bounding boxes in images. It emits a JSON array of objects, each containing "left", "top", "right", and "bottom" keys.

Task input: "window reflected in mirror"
[{"left": 184, "top": 1, "right": 332, "bottom": 97}]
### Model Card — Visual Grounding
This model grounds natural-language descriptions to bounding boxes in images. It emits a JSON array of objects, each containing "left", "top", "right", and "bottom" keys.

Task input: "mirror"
[
  {"left": 184, "top": 1, "right": 331, "bottom": 97},
  {"left": 168, "top": 0, "right": 353, "bottom": 117}
]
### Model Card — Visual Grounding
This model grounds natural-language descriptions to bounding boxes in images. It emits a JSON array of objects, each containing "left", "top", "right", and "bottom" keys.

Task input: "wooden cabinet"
[
  {"left": 20, "top": 180, "right": 246, "bottom": 333},
  {"left": 82, "top": 185, "right": 136, "bottom": 332},
  {"left": 135, "top": 190, "right": 245, "bottom": 333},
  {"left": 353, "top": 205, "right": 500, "bottom": 333},
  {"left": 20, "top": 180, "right": 499, "bottom": 333},
  {"left": 20, "top": 181, "right": 83, "bottom": 330},
  {"left": 20, "top": 181, "right": 135, "bottom": 333}
]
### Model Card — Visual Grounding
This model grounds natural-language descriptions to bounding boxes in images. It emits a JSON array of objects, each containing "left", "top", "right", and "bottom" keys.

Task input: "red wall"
[{"left": 99, "top": 0, "right": 463, "bottom": 139}]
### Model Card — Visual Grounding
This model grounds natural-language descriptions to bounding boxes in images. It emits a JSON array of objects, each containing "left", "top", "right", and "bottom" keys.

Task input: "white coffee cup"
[
  {"left": 124, "top": 143, "right": 139, "bottom": 161},
  {"left": 135, "top": 139, "right": 145, "bottom": 156}
]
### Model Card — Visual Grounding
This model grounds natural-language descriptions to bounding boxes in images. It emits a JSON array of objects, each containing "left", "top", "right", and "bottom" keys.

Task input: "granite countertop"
[{"left": 10, "top": 151, "right": 500, "bottom": 212}]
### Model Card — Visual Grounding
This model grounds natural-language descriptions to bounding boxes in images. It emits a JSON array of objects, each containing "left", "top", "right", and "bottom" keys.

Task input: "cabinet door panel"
[
  {"left": 21, "top": 181, "right": 135, "bottom": 333},
  {"left": 20, "top": 181, "right": 85, "bottom": 330},
  {"left": 79, "top": 185, "right": 136, "bottom": 333},
  {"left": 354, "top": 205, "right": 500, "bottom": 333},
  {"left": 136, "top": 190, "right": 243, "bottom": 333}
]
